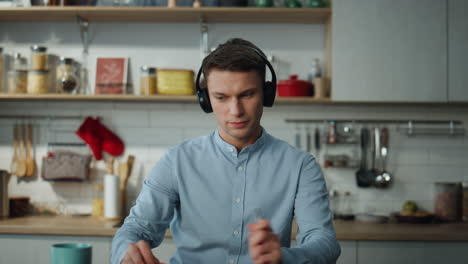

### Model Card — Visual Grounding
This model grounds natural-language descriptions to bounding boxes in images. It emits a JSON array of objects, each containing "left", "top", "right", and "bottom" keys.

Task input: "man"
[{"left": 111, "top": 38, "right": 341, "bottom": 264}]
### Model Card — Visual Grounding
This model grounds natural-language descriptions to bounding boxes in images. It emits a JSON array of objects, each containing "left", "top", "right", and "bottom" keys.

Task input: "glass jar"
[
  {"left": 27, "top": 70, "right": 50, "bottom": 94},
  {"left": 56, "top": 57, "right": 79, "bottom": 94},
  {"left": 30, "top": 45, "right": 48, "bottom": 70},
  {"left": 140, "top": 66, "right": 157, "bottom": 95},
  {"left": 434, "top": 182, "right": 463, "bottom": 222},
  {"left": 7, "top": 70, "right": 28, "bottom": 93},
  {"left": 12, "top": 53, "right": 27, "bottom": 71}
]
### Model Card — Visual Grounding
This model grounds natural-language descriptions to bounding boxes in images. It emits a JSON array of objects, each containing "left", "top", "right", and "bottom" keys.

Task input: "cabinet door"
[
  {"left": 448, "top": 0, "right": 468, "bottom": 102},
  {"left": 337, "top": 240, "right": 357, "bottom": 264},
  {"left": 332, "top": 0, "right": 447, "bottom": 102}
]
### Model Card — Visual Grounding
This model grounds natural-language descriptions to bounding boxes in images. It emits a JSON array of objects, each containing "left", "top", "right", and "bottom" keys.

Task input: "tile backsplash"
[{"left": 1, "top": 101, "right": 467, "bottom": 216}]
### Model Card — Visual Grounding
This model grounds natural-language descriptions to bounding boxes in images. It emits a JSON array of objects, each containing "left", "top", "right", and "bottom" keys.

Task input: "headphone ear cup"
[
  {"left": 263, "top": 81, "right": 276, "bottom": 107},
  {"left": 197, "top": 89, "right": 213, "bottom": 113}
]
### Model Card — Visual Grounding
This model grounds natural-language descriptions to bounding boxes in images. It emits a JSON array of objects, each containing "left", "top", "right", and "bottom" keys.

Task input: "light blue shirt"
[{"left": 112, "top": 128, "right": 340, "bottom": 264}]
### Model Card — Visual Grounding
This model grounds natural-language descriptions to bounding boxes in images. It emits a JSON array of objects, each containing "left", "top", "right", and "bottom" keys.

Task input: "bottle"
[
  {"left": 140, "top": 66, "right": 157, "bottom": 95},
  {"left": 92, "top": 184, "right": 104, "bottom": 217},
  {"left": 327, "top": 121, "right": 337, "bottom": 144},
  {"left": 307, "top": 58, "right": 322, "bottom": 83}
]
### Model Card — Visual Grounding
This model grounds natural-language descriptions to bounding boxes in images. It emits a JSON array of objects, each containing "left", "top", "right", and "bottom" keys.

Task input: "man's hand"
[
  {"left": 248, "top": 219, "right": 281, "bottom": 264},
  {"left": 121, "top": 240, "right": 166, "bottom": 264}
]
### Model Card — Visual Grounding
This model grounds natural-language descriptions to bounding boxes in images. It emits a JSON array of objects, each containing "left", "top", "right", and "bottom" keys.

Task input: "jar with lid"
[
  {"left": 27, "top": 70, "right": 50, "bottom": 94},
  {"left": 434, "top": 182, "right": 463, "bottom": 222},
  {"left": 140, "top": 66, "right": 157, "bottom": 95},
  {"left": 56, "top": 57, "right": 79, "bottom": 94},
  {"left": 7, "top": 70, "right": 28, "bottom": 94},
  {"left": 30, "top": 45, "right": 48, "bottom": 70}
]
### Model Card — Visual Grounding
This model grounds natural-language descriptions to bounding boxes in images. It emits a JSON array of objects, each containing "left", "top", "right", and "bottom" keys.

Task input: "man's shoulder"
[
  {"left": 167, "top": 131, "right": 214, "bottom": 154},
  {"left": 267, "top": 133, "right": 317, "bottom": 162}
]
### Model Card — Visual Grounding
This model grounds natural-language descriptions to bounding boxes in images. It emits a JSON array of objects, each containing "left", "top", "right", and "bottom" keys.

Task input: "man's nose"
[{"left": 229, "top": 98, "right": 244, "bottom": 116}]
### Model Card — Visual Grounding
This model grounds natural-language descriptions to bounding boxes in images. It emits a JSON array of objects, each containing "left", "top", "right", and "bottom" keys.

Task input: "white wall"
[{"left": 1, "top": 22, "right": 468, "bottom": 217}]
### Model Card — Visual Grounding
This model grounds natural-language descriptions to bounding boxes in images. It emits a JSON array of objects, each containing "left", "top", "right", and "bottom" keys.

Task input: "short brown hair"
[{"left": 201, "top": 38, "right": 266, "bottom": 86}]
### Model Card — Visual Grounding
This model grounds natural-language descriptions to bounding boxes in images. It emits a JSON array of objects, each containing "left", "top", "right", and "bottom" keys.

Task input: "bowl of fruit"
[{"left": 393, "top": 201, "right": 434, "bottom": 224}]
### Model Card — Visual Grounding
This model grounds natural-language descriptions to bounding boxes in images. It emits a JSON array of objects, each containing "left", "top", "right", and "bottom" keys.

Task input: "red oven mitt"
[{"left": 76, "top": 117, "right": 125, "bottom": 160}]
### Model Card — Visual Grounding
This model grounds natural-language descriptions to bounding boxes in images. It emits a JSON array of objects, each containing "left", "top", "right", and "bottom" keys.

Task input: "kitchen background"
[{"left": 1, "top": 18, "right": 468, "bottom": 218}]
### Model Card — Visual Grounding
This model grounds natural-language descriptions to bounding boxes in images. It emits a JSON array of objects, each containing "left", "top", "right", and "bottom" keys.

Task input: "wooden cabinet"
[
  {"left": 448, "top": 0, "right": 468, "bottom": 102},
  {"left": 332, "top": 0, "right": 447, "bottom": 102}
]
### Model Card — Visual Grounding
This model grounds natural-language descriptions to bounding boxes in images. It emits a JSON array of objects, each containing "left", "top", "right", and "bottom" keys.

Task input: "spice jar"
[
  {"left": 7, "top": 70, "right": 28, "bottom": 93},
  {"left": 434, "top": 182, "right": 463, "bottom": 222},
  {"left": 27, "top": 70, "right": 50, "bottom": 94},
  {"left": 140, "top": 66, "right": 157, "bottom": 95},
  {"left": 56, "top": 57, "right": 79, "bottom": 94},
  {"left": 30, "top": 45, "right": 48, "bottom": 70}
]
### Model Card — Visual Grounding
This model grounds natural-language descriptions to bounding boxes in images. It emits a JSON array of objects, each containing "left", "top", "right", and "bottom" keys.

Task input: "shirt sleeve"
[
  {"left": 111, "top": 151, "right": 179, "bottom": 264},
  {"left": 280, "top": 155, "right": 341, "bottom": 264}
]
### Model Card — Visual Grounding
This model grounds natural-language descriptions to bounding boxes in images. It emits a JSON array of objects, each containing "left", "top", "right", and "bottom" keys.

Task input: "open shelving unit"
[
  {"left": 0, "top": 7, "right": 333, "bottom": 104},
  {"left": 0, "top": 7, "right": 331, "bottom": 23}
]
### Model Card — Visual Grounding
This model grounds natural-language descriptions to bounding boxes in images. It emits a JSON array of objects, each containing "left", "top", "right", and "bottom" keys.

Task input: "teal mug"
[{"left": 51, "top": 243, "right": 92, "bottom": 264}]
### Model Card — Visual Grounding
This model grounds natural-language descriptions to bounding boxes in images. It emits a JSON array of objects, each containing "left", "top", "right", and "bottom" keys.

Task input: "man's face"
[{"left": 207, "top": 69, "right": 264, "bottom": 148}]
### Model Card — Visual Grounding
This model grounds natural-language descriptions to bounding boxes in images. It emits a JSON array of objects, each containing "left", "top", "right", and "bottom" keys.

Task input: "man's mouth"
[{"left": 229, "top": 121, "right": 248, "bottom": 128}]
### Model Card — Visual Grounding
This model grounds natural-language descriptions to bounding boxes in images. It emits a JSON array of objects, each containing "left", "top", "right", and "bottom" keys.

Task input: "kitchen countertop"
[{"left": 1, "top": 216, "right": 468, "bottom": 241}]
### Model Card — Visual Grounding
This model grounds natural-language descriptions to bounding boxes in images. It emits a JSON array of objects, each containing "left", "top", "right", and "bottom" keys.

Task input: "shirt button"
[
  {"left": 235, "top": 198, "right": 241, "bottom": 203},
  {"left": 229, "top": 260, "right": 235, "bottom": 264},
  {"left": 233, "top": 230, "right": 239, "bottom": 236},
  {"left": 238, "top": 166, "right": 243, "bottom": 171},
  {"left": 229, "top": 148, "right": 234, "bottom": 152}
]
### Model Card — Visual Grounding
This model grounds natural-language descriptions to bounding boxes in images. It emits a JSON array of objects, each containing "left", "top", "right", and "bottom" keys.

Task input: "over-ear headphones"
[{"left": 195, "top": 45, "right": 277, "bottom": 113}]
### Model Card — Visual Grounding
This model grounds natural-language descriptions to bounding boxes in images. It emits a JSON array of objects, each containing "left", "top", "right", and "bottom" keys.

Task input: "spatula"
[
  {"left": 25, "top": 124, "right": 36, "bottom": 177},
  {"left": 16, "top": 124, "right": 27, "bottom": 178},
  {"left": 10, "top": 125, "right": 18, "bottom": 176}
]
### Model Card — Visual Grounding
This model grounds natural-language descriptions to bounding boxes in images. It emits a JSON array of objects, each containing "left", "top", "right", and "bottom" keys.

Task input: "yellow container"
[{"left": 156, "top": 69, "right": 194, "bottom": 95}]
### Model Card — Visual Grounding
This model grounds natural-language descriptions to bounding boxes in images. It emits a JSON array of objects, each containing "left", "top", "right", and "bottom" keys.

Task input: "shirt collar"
[{"left": 213, "top": 126, "right": 268, "bottom": 155}]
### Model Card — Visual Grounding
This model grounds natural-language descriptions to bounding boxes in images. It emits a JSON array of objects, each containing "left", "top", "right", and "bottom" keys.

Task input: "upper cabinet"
[
  {"left": 448, "top": 0, "right": 468, "bottom": 102},
  {"left": 331, "top": 0, "right": 447, "bottom": 102}
]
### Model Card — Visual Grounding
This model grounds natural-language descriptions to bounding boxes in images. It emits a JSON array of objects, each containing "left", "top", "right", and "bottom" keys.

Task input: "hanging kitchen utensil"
[
  {"left": 10, "top": 125, "right": 18, "bottom": 176},
  {"left": 25, "top": 123, "right": 36, "bottom": 177},
  {"left": 356, "top": 127, "right": 373, "bottom": 187},
  {"left": 294, "top": 125, "right": 301, "bottom": 150},
  {"left": 306, "top": 126, "right": 312, "bottom": 153},
  {"left": 314, "top": 127, "right": 321, "bottom": 163},
  {"left": 375, "top": 127, "right": 392, "bottom": 188},
  {"left": 371, "top": 127, "right": 381, "bottom": 185},
  {"left": 16, "top": 124, "right": 27, "bottom": 177}
]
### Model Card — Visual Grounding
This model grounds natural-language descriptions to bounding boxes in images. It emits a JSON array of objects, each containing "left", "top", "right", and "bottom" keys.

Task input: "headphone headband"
[{"left": 195, "top": 44, "right": 277, "bottom": 113}]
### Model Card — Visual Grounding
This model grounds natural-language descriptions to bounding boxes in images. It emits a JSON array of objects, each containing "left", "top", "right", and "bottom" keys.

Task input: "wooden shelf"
[
  {"left": 0, "top": 93, "right": 332, "bottom": 104},
  {"left": 0, "top": 7, "right": 331, "bottom": 23}
]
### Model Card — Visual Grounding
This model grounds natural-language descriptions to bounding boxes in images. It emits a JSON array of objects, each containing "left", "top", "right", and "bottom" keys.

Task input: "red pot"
[{"left": 277, "top": 75, "right": 313, "bottom": 97}]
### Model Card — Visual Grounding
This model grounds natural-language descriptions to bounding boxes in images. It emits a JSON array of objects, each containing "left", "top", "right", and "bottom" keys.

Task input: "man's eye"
[{"left": 215, "top": 96, "right": 225, "bottom": 100}]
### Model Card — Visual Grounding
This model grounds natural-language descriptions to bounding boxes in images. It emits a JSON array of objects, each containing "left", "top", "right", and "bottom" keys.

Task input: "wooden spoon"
[
  {"left": 16, "top": 124, "right": 27, "bottom": 178},
  {"left": 10, "top": 125, "right": 18, "bottom": 176},
  {"left": 25, "top": 124, "right": 36, "bottom": 177},
  {"left": 119, "top": 155, "right": 135, "bottom": 218}
]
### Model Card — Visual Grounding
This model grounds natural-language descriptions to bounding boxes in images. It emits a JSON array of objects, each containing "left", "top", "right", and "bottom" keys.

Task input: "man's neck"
[{"left": 220, "top": 126, "right": 262, "bottom": 152}]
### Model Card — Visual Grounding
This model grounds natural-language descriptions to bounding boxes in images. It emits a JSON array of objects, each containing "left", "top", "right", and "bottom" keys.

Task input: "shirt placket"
[{"left": 228, "top": 149, "right": 249, "bottom": 264}]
